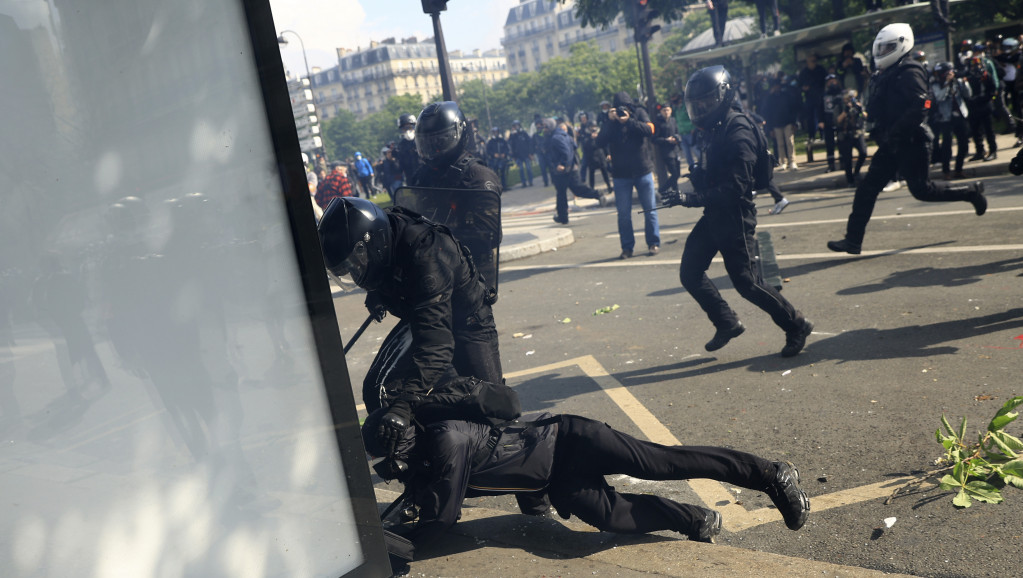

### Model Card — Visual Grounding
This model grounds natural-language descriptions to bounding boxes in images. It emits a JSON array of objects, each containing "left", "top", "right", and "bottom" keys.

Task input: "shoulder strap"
[{"left": 471, "top": 415, "right": 561, "bottom": 468}]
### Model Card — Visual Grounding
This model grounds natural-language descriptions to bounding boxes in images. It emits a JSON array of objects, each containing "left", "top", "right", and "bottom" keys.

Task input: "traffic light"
[{"left": 634, "top": 0, "right": 661, "bottom": 43}]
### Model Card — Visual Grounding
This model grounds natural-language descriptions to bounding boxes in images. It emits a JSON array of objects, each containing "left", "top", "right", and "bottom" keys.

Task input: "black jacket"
[
  {"left": 694, "top": 105, "right": 759, "bottom": 213},
  {"left": 396, "top": 138, "right": 423, "bottom": 183},
  {"left": 508, "top": 130, "right": 534, "bottom": 160},
  {"left": 867, "top": 58, "right": 931, "bottom": 145},
  {"left": 595, "top": 92, "right": 655, "bottom": 179},
  {"left": 367, "top": 209, "right": 492, "bottom": 395},
  {"left": 653, "top": 113, "right": 680, "bottom": 161},
  {"left": 400, "top": 415, "right": 559, "bottom": 545}
]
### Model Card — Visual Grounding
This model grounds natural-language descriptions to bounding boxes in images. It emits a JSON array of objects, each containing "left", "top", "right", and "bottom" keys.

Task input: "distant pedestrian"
[
  {"left": 353, "top": 152, "right": 375, "bottom": 197},
  {"left": 315, "top": 162, "right": 353, "bottom": 210}
]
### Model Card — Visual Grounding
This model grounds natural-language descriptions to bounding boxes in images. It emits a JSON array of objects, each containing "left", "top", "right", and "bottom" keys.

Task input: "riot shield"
[{"left": 392, "top": 186, "right": 501, "bottom": 294}]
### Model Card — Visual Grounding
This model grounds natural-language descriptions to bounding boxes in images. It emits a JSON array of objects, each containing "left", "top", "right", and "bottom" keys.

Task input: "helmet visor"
[
  {"left": 874, "top": 40, "right": 899, "bottom": 60},
  {"left": 330, "top": 240, "right": 370, "bottom": 286},
  {"left": 685, "top": 92, "right": 721, "bottom": 124},
  {"left": 415, "top": 124, "right": 461, "bottom": 161}
]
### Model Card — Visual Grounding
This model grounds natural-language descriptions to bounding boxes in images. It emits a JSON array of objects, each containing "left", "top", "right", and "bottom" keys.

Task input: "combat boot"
[
  {"left": 687, "top": 507, "right": 722, "bottom": 543},
  {"left": 781, "top": 318, "right": 813, "bottom": 357},
  {"left": 946, "top": 180, "right": 986, "bottom": 215},
  {"left": 705, "top": 322, "right": 745, "bottom": 352},
  {"left": 826, "top": 238, "right": 861, "bottom": 254},
  {"left": 765, "top": 461, "right": 810, "bottom": 531}
]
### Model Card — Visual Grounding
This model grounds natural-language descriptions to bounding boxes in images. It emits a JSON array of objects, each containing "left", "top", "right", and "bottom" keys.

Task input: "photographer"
[
  {"left": 595, "top": 92, "right": 661, "bottom": 258},
  {"left": 835, "top": 89, "right": 868, "bottom": 186}
]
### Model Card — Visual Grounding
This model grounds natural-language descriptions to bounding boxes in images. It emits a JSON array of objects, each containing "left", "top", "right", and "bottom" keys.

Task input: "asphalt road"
[{"left": 335, "top": 165, "right": 1023, "bottom": 578}]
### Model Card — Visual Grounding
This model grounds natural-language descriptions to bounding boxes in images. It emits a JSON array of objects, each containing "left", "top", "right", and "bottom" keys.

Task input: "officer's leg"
[
  {"left": 716, "top": 211, "right": 801, "bottom": 332},
  {"left": 900, "top": 140, "right": 985, "bottom": 210},
  {"left": 680, "top": 217, "right": 739, "bottom": 330},
  {"left": 549, "top": 472, "right": 704, "bottom": 535},
  {"left": 842, "top": 146, "right": 898, "bottom": 247},
  {"left": 452, "top": 306, "right": 502, "bottom": 384}
]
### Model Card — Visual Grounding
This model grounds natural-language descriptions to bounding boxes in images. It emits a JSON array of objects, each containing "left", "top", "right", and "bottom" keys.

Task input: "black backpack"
[{"left": 724, "top": 111, "right": 775, "bottom": 191}]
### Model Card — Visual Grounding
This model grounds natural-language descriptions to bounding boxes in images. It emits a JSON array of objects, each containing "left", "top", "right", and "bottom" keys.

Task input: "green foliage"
[
  {"left": 935, "top": 397, "right": 1023, "bottom": 508},
  {"left": 322, "top": 93, "right": 427, "bottom": 161}
]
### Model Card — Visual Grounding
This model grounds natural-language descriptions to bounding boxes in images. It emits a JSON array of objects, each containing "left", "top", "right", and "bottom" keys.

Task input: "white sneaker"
[
  {"left": 789, "top": 161, "right": 799, "bottom": 171},
  {"left": 769, "top": 198, "right": 790, "bottom": 215},
  {"left": 882, "top": 180, "right": 902, "bottom": 192}
]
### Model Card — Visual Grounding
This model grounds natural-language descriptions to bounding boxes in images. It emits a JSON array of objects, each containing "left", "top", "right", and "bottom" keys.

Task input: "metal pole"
[
  {"left": 482, "top": 70, "right": 492, "bottom": 127},
  {"left": 429, "top": 12, "right": 458, "bottom": 101},
  {"left": 278, "top": 29, "right": 311, "bottom": 80}
]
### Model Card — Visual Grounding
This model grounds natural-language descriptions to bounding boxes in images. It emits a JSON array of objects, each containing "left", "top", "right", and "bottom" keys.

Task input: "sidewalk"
[{"left": 497, "top": 133, "right": 1020, "bottom": 264}]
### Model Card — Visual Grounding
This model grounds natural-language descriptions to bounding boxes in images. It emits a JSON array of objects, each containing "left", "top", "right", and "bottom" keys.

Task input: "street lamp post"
[{"left": 276, "top": 29, "right": 311, "bottom": 81}]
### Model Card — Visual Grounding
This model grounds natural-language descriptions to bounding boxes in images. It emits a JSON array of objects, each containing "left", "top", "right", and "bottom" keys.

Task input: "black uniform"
[
  {"left": 963, "top": 59, "right": 998, "bottom": 160},
  {"left": 485, "top": 135, "right": 511, "bottom": 189},
  {"left": 832, "top": 58, "right": 984, "bottom": 251},
  {"left": 364, "top": 208, "right": 501, "bottom": 400},
  {"left": 930, "top": 75, "right": 971, "bottom": 176},
  {"left": 835, "top": 94, "right": 868, "bottom": 185},
  {"left": 681, "top": 105, "right": 806, "bottom": 340},
  {"left": 821, "top": 83, "right": 844, "bottom": 170},
  {"left": 532, "top": 126, "right": 551, "bottom": 186},
  {"left": 392, "top": 413, "right": 794, "bottom": 547},
  {"left": 396, "top": 138, "right": 423, "bottom": 185},
  {"left": 411, "top": 152, "right": 503, "bottom": 291},
  {"left": 653, "top": 112, "right": 682, "bottom": 193}
]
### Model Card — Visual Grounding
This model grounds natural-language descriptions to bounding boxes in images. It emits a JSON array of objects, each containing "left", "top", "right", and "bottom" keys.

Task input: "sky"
[{"left": 268, "top": 0, "right": 521, "bottom": 77}]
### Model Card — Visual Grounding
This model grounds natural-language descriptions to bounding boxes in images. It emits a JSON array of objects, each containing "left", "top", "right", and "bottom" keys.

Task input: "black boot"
[
  {"left": 946, "top": 181, "right": 986, "bottom": 215},
  {"left": 705, "top": 322, "right": 745, "bottom": 352},
  {"left": 687, "top": 507, "right": 722, "bottom": 543},
  {"left": 765, "top": 462, "right": 810, "bottom": 531},
  {"left": 781, "top": 318, "right": 813, "bottom": 358},
  {"left": 826, "top": 238, "right": 861, "bottom": 255}
]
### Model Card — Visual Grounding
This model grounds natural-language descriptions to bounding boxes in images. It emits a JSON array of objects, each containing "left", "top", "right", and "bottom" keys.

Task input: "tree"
[{"left": 565, "top": 0, "right": 692, "bottom": 30}]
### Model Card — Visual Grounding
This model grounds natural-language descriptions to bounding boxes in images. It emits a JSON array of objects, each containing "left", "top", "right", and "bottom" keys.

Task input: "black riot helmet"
[
  {"left": 684, "top": 65, "right": 736, "bottom": 129},
  {"left": 397, "top": 112, "right": 417, "bottom": 130},
  {"left": 415, "top": 101, "right": 468, "bottom": 164},
  {"left": 317, "top": 197, "right": 392, "bottom": 291}
]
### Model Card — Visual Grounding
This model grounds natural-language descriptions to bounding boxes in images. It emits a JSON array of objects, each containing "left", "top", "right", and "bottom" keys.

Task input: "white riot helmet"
[{"left": 873, "top": 23, "right": 914, "bottom": 71}]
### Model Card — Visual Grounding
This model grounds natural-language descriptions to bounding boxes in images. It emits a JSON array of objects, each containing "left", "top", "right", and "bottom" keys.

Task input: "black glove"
[
  {"left": 680, "top": 192, "right": 704, "bottom": 208},
  {"left": 662, "top": 189, "right": 683, "bottom": 207},
  {"left": 1010, "top": 149, "right": 1023, "bottom": 176},
  {"left": 377, "top": 400, "right": 412, "bottom": 456},
  {"left": 688, "top": 165, "right": 709, "bottom": 191}
]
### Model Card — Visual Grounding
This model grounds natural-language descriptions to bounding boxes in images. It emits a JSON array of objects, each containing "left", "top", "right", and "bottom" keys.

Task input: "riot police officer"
[
  {"left": 395, "top": 112, "right": 423, "bottom": 184},
  {"left": 409, "top": 101, "right": 503, "bottom": 292},
  {"left": 674, "top": 65, "right": 813, "bottom": 357},
  {"left": 318, "top": 196, "right": 502, "bottom": 454},
  {"left": 827, "top": 23, "right": 987, "bottom": 255}
]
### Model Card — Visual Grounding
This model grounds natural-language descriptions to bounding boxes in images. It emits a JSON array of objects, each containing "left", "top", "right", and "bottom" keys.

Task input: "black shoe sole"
[
  {"left": 826, "top": 240, "right": 861, "bottom": 255},
  {"left": 781, "top": 320, "right": 813, "bottom": 357},
  {"left": 705, "top": 323, "right": 745, "bottom": 352}
]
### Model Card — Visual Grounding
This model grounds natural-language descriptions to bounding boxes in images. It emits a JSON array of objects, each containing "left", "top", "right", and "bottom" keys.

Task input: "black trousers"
[
  {"left": 548, "top": 415, "right": 775, "bottom": 535},
  {"left": 933, "top": 118, "right": 969, "bottom": 174},
  {"left": 837, "top": 134, "right": 867, "bottom": 183},
  {"left": 680, "top": 206, "right": 802, "bottom": 333},
  {"left": 587, "top": 160, "right": 612, "bottom": 191},
  {"left": 452, "top": 304, "right": 502, "bottom": 387},
  {"left": 823, "top": 121, "right": 836, "bottom": 166},
  {"left": 656, "top": 155, "right": 681, "bottom": 193},
  {"left": 968, "top": 104, "right": 997, "bottom": 156},
  {"left": 755, "top": 0, "right": 779, "bottom": 34},
  {"left": 553, "top": 168, "right": 599, "bottom": 221},
  {"left": 709, "top": 1, "right": 729, "bottom": 46},
  {"left": 536, "top": 154, "right": 551, "bottom": 186},
  {"left": 843, "top": 140, "right": 975, "bottom": 246}
]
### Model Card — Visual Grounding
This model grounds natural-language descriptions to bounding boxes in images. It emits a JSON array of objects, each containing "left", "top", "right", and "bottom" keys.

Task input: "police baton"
[{"left": 343, "top": 313, "right": 376, "bottom": 355}]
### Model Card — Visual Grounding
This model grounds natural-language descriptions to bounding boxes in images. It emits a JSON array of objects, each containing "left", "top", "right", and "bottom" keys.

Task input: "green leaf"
[
  {"left": 952, "top": 488, "right": 972, "bottom": 508},
  {"left": 1004, "top": 475, "right": 1023, "bottom": 489},
  {"left": 953, "top": 461, "right": 967, "bottom": 484},
  {"left": 964, "top": 481, "right": 1003, "bottom": 504},
  {"left": 989, "top": 431, "right": 1020, "bottom": 459},
  {"left": 939, "top": 474, "right": 962, "bottom": 490},
  {"left": 988, "top": 396, "right": 1023, "bottom": 432},
  {"left": 1000, "top": 458, "right": 1023, "bottom": 477},
  {"left": 958, "top": 415, "right": 968, "bottom": 440},
  {"left": 997, "top": 431, "right": 1023, "bottom": 452},
  {"left": 941, "top": 414, "right": 956, "bottom": 438}
]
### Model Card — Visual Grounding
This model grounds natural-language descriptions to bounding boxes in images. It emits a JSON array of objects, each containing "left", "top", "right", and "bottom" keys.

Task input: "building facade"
[
  {"left": 310, "top": 37, "right": 507, "bottom": 121},
  {"left": 502, "top": 0, "right": 679, "bottom": 75}
]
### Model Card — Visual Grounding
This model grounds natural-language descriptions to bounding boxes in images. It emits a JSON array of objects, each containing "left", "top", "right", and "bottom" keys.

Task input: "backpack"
[
  {"left": 386, "top": 375, "right": 522, "bottom": 427},
  {"left": 726, "top": 112, "right": 775, "bottom": 191}
]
